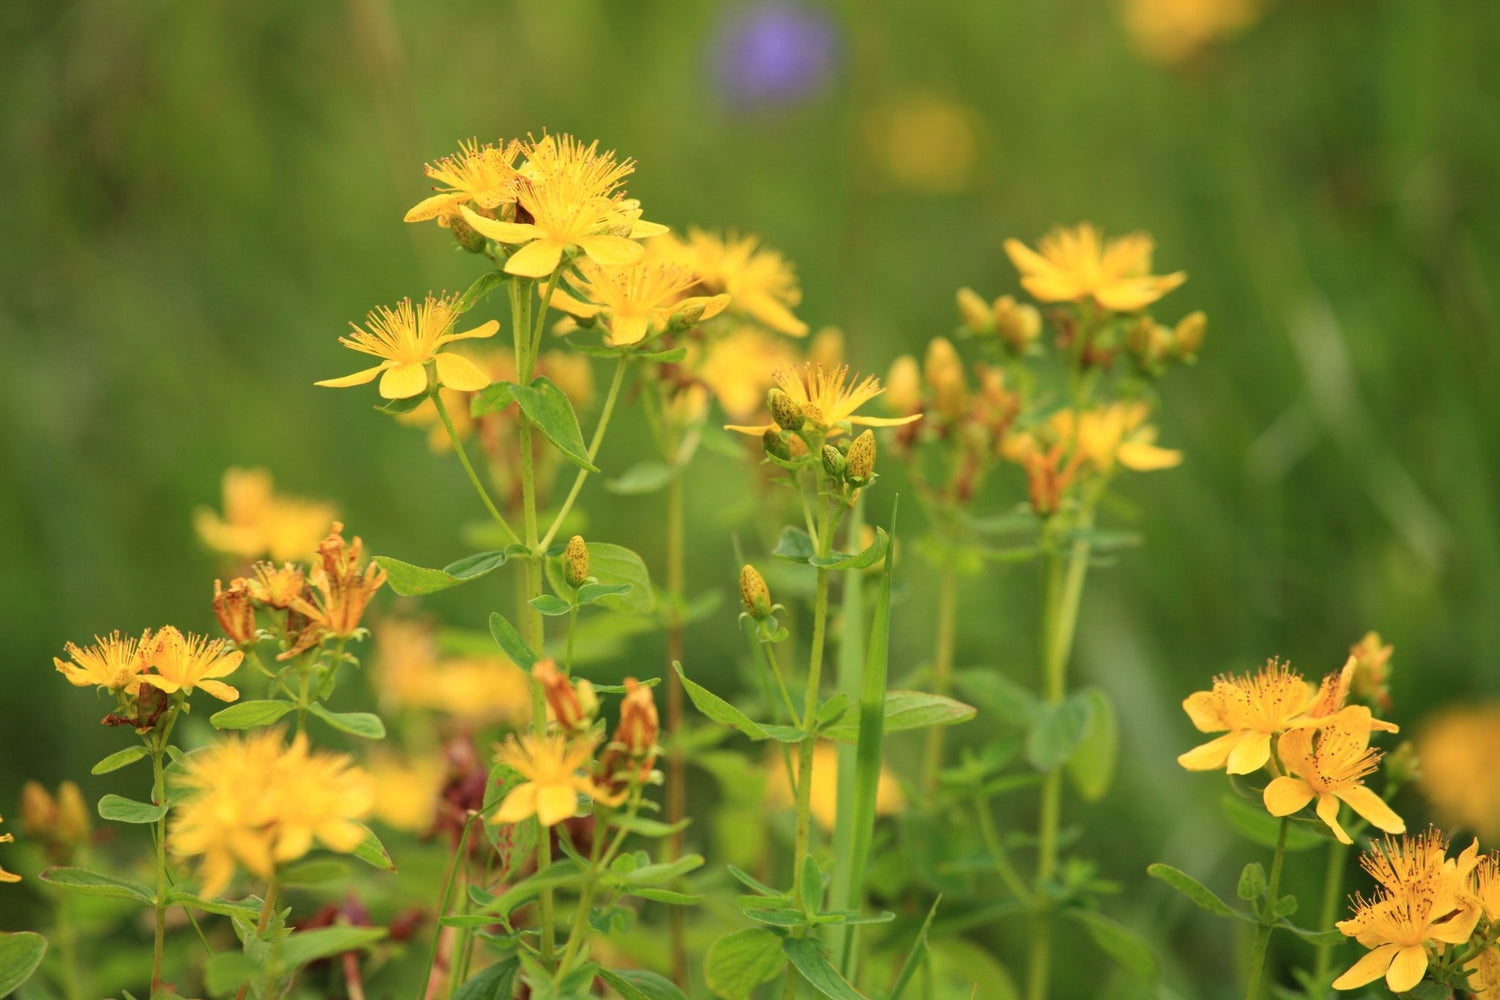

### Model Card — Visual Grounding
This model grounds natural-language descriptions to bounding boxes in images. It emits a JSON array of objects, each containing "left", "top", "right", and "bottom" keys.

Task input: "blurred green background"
[{"left": 3, "top": 0, "right": 1498, "bottom": 996}]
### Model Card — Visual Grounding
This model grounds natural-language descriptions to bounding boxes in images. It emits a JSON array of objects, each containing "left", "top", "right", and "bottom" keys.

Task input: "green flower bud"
[
  {"left": 845, "top": 429, "right": 876, "bottom": 485},
  {"left": 768, "top": 387, "right": 804, "bottom": 431}
]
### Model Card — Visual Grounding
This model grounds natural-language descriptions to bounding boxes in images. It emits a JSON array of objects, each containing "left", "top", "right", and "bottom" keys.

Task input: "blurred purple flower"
[{"left": 712, "top": 2, "right": 840, "bottom": 110}]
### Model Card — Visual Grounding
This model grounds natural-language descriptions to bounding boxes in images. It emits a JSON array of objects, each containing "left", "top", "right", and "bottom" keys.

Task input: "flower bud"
[
  {"left": 213, "top": 577, "right": 257, "bottom": 645},
  {"left": 1172, "top": 311, "right": 1206, "bottom": 359},
  {"left": 575, "top": 679, "right": 600, "bottom": 724},
  {"left": 845, "top": 429, "right": 876, "bottom": 485},
  {"left": 615, "top": 678, "right": 659, "bottom": 759},
  {"left": 534, "top": 659, "right": 591, "bottom": 732},
  {"left": 884, "top": 355, "right": 922, "bottom": 415},
  {"left": 768, "top": 387, "right": 804, "bottom": 431},
  {"left": 994, "top": 296, "right": 1041, "bottom": 353},
  {"left": 956, "top": 287, "right": 994, "bottom": 334},
  {"left": 564, "top": 535, "right": 590, "bottom": 588},
  {"left": 669, "top": 293, "right": 731, "bottom": 331},
  {"left": 20, "top": 782, "right": 55, "bottom": 838},
  {"left": 1349, "top": 631, "right": 1393, "bottom": 713},
  {"left": 762, "top": 428, "right": 792, "bottom": 461},
  {"left": 924, "top": 337, "right": 968, "bottom": 421},
  {"left": 821, "top": 444, "right": 846, "bottom": 479},
  {"left": 739, "top": 564, "right": 773, "bottom": 620},
  {"left": 55, "top": 782, "right": 89, "bottom": 846},
  {"left": 448, "top": 212, "right": 488, "bottom": 254},
  {"left": 1383, "top": 740, "right": 1420, "bottom": 789}
]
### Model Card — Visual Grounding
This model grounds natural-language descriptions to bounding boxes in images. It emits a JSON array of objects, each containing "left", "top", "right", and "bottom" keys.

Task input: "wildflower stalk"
[
  {"left": 1026, "top": 490, "right": 1098, "bottom": 1000},
  {"left": 421, "top": 813, "right": 475, "bottom": 998},
  {"left": 431, "top": 388, "right": 520, "bottom": 546},
  {"left": 539, "top": 356, "right": 629, "bottom": 551},
  {"left": 236, "top": 876, "right": 279, "bottom": 1000},
  {"left": 149, "top": 706, "right": 180, "bottom": 999},
  {"left": 665, "top": 469, "right": 689, "bottom": 985},
  {"left": 920, "top": 562, "right": 958, "bottom": 795},
  {"left": 1311, "top": 837, "right": 1349, "bottom": 996},
  {"left": 1245, "top": 818, "right": 1290, "bottom": 1000},
  {"left": 54, "top": 894, "right": 82, "bottom": 1000}
]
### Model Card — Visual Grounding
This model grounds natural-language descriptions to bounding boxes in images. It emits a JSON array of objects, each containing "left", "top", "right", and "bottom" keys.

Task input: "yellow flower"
[
  {"left": 1004, "top": 224, "right": 1186, "bottom": 312},
  {"left": 141, "top": 626, "right": 243, "bottom": 702},
  {"left": 194, "top": 467, "right": 338, "bottom": 563},
  {"left": 316, "top": 293, "right": 499, "bottom": 400},
  {"left": 726, "top": 363, "right": 922, "bottom": 439},
  {"left": 1178, "top": 658, "right": 1327, "bottom": 774},
  {"left": 864, "top": 93, "right": 980, "bottom": 195},
  {"left": 490, "top": 733, "right": 615, "bottom": 827},
  {"left": 373, "top": 619, "right": 533, "bottom": 725},
  {"left": 20, "top": 781, "right": 89, "bottom": 848},
  {"left": 696, "top": 326, "right": 800, "bottom": 422},
  {"left": 170, "top": 730, "right": 373, "bottom": 898},
  {"left": 765, "top": 742, "right": 905, "bottom": 831},
  {"left": 1263, "top": 706, "right": 1404, "bottom": 844},
  {"left": 1053, "top": 401, "right": 1183, "bottom": 473},
  {"left": 1333, "top": 832, "right": 1482, "bottom": 992},
  {"left": 0, "top": 814, "right": 19, "bottom": 883},
  {"left": 1416, "top": 701, "right": 1500, "bottom": 843},
  {"left": 666, "top": 229, "right": 808, "bottom": 336},
  {"left": 550, "top": 259, "right": 730, "bottom": 347},
  {"left": 303, "top": 522, "right": 385, "bottom": 638},
  {"left": 245, "top": 561, "right": 310, "bottom": 611},
  {"left": 460, "top": 134, "right": 665, "bottom": 278},
  {"left": 55, "top": 630, "right": 149, "bottom": 694},
  {"left": 404, "top": 138, "right": 522, "bottom": 227},
  {"left": 1123, "top": 0, "right": 1264, "bottom": 65},
  {"left": 365, "top": 751, "right": 444, "bottom": 834}
]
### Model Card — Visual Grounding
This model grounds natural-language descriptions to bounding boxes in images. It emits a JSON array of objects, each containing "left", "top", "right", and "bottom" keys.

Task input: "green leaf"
[
  {"left": 1067, "top": 910, "right": 1158, "bottom": 982},
  {"left": 809, "top": 528, "right": 889, "bottom": 570},
  {"left": 823, "top": 691, "right": 977, "bottom": 743},
  {"left": 1220, "top": 795, "right": 1329, "bottom": 852},
  {"left": 455, "top": 270, "right": 509, "bottom": 314},
  {"left": 607, "top": 815, "right": 691, "bottom": 838},
  {"left": 576, "top": 582, "right": 633, "bottom": 605},
  {"left": 771, "top": 527, "right": 816, "bottom": 563},
  {"left": 597, "top": 968, "right": 688, "bottom": 1000},
  {"left": 606, "top": 460, "right": 678, "bottom": 495},
  {"left": 164, "top": 891, "right": 263, "bottom": 920},
  {"left": 624, "top": 887, "right": 702, "bottom": 905},
  {"left": 471, "top": 381, "right": 516, "bottom": 418},
  {"left": 375, "top": 550, "right": 509, "bottom": 597},
  {"left": 576, "top": 542, "right": 653, "bottom": 613},
  {"left": 1270, "top": 894, "right": 1298, "bottom": 919},
  {"left": 782, "top": 938, "right": 870, "bottom": 999},
  {"left": 307, "top": 702, "right": 386, "bottom": 739},
  {"left": 675, "top": 663, "right": 799, "bottom": 742},
  {"left": 453, "top": 958, "right": 520, "bottom": 1000},
  {"left": 530, "top": 594, "right": 574, "bottom": 616},
  {"left": 489, "top": 612, "right": 537, "bottom": 668},
  {"left": 349, "top": 822, "right": 397, "bottom": 872},
  {"left": 801, "top": 855, "right": 823, "bottom": 915},
  {"left": 1401, "top": 983, "right": 1454, "bottom": 1000},
  {"left": 91, "top": 744, "right": 150, "bottom": 775},
  {"left": 512, "top": 376, "right": 598, "bottom": 472},
  {"left": 0, "top": 932, "right": 46, "bottom": 997},
  {"left": 1024, "top": 694, "right": 1092, "bottom": 771},
  {"left": 953, "top": 671, "right": 1037, "bottom": 728},
  {"left": 38, "top": 866, "right": 155, "bottom": 904},
  {"left": 705, "top": 928, "right": 786, "bottom": 1000},
  {"left": 375, "top": 392, "right": 429, "bottom": 415},
  {"left": 887, "top": 896, "right": 942, "bottom": 1000},
  {"left": 743, "top": 906, "right": 810, "bottom": 927},
  {"left": 277, "top": 859, "right": 351, "bottom": 886},
  {"left": 1066, "top": 687, "right": 1118, "bottom": 801},
  {"left": 278, "top": 926, "right": 387, "bottom": 969},
  {"left": 97, "top": 793, "right": 167, "bottom": 825},
  {"left": 203, "top": 952, "right": 259, "bottom": 996},
  {"left": 616, "top": 853, "right": 705, "bottom": 886},
  {"left": 210, "top": 699, "right": 295, "bottom": 730},
  {"left": 1146, "top": 863, "right": 1248, "bottom": 920},
  {"left": 1237, "top": 862, "right": 1268, "bottom": 901},
  {"left": 485, "top": 861, "right": 585, "bottom": 918},
  {"left": 1277, "top": 921, "right": 1345, "bottom": 947}
]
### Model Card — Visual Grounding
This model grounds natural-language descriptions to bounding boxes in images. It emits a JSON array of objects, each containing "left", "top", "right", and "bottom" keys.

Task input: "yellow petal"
[
  {"left": 724, "top": 421, "right": 776, "bottom": 436},
  {"left": 404, "top": 193, "right": 460, "bottom": 223},
  {"left": 607, "top": 315, "right": 650, "bottom": 347},
  {"left": 505, "top": 239, "right": 566, "bottom": 278},
  {"left": 1117, "top": 441, "right": 1182, "bottom": 471},
  {"left": 535, "top": 784, "right": 579, "bottom": 827},
  {"left": 1262, "top": 776, "right": 1315, "bottom": 817},
  {"left": 1335, "top": 786, "right": 1404, "bottom": 835},
  {"left": 1331, "top": 944, "right": 1396, "bottom": 990},
  {"left": 316, "top": 363, "right": 389, "bottom": 389},
  {"left": 1315, "top": 792, "right": 1352, "bottom": 844},
  {"left": 1002, "top": 238, "right": 1055, "bottom": 278},
  {"left": 441, "top": 319, "right": 501, "bottom": 344},
  {"left": 1182, "top": 691, "right": 1226, "bottom": 733},
  {"left": 1385, "top": 945, "right": 1429, "bottom": 994},
  {"left": 379, "top": 363, "right": 429, "bottom": 400},
  {"left": 433, "top": 352, "right": 492, "bottom": 391},
  {"left": 629, "top": 219, "right": 670, "bottom": 238},
  {"left": 459, "top": 206, "right": 538, "bottom": 244},
  {"left": 1226, "top": 731, "right": 1271, "bottom": 775},
  {"left": 1095, "top": 273, "right": 1187, "bottom": 312},
  {"left": 491, "top": 784, "right": 538, "bottom": 825},
  {"left": 195, "top": 679, "right": 240, "bottom": 702},
  {"left": 274, "top": 826, "right": 314, "bottom": 863},
  {"left": 574, "top": 234, "right": 646, "bottom": 268},
  {"left": 849, "top": 413, "right": 924, "bottom": 428},
  {"left": 138, "top": 676, "right": 183, "bottom": 694},
  {"left": 548, "top": 287, "right": 601, "bottom": 319}
]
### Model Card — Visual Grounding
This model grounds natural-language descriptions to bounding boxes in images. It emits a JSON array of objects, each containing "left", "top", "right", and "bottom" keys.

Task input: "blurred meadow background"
[{"left": 3, "top": 0, "right": 1499, "bottom": 995}]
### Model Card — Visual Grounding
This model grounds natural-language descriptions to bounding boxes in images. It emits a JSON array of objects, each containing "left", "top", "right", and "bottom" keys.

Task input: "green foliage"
[
  {"left": 705, "top": 929, "right": 787, "bottom": 1000},
  {"left": 512, "top": 376, "right": 599, "bottom": 472},
  {"left": 374, "top": 550, "right": 511, "bottom": 596}
]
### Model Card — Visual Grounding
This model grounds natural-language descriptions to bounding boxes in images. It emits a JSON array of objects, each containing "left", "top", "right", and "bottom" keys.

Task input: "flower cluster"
[
  {"left": 54, "top": 625, "right": 244, "bottom": 719},
  {"left": 195, "top": 467, "right": 338, "bottom": 564}
]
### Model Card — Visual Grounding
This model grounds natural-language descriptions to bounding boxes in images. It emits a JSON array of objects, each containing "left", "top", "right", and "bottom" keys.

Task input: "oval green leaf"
[
  {"left": 511, "top": 376, "right": 598, "bottom": 472},
  {"left": 210, "top": 699, "right": 295, "bottom": 730},
  {"left": 97, "top": 794, "right": 168, "bottom": 825},
  {"left": 91, "top": 744, "right": 150, "bottom": 775},
  {"left": 0, "top": 932, "right": 47, "bottom": 999},
  {"left": 1066, "top": 687, "right": 1118, "bottom": 801}
]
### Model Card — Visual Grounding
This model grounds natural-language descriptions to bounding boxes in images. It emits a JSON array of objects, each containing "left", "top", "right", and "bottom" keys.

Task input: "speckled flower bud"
[
  {"left": 884, "top": 356, "right": 922, "bottom": 415},
  {"left": 845, "top": 429, "right": 876, "bottom": 485},
  {"left": 956, "top": 287, "right": 994, "bottom": 334},
  {"left": 994, "top": 296, "right": 1041, "bottom": 353},
  {"left": 763, "top": 428, "right": 792, "bottom": 461},
  {"left": 1172, "top": 311, "right": 1206, "bottom": 359},
  {"left": 768, "top": 387, "right": 804, "bottom": 432},
  {"left": 564, "top": 535, "right": 590, "bottom": 588},
  {"left": 821, "top": 444, "right": 846, "bottom": 479},
  {"left": 739, "top": 564, "right": 772, "bottom": 620},
  {"left": 448, "top": 212, "right": 489, "bottom": 254}
]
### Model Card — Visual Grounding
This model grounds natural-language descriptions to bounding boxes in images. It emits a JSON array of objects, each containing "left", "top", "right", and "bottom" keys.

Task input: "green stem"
[
  {"left": 539, "top": 357, "right": 628, "bottom": 551},
  {"left": 1311, "top": 835, "right": 1348, "bottom": 996},
  {"left": 1246, "top": 819, "right": 1291, "bottom": 1000},
  {"left": 564, "top": 606, "right": 578, "bottom": 675},
  {"left": 149, "top": 707, "right": 180, "bottom": 1000},
  {"left": 557, "top": 808, "right": 609, "bottom": 979},
  {"left": 54, "top": 893, "right": 81, "bottom": 1000},
  {"left": 665, "top": 454, "right": 689, "bottom": 986},
  {"left": 432, "top": 390, "right": 520, "bottom": 546},
  {"left": 420, "top": 815, "right": 474, "bottom": 998},
  {"left": 974, "top": 792, "right": 1034, "bottom": 907},
  {"left": 921, "top": 564, "right": 959, "bottom": 796},
  {"left": 235, "top": 878, "right": 279, "bottom": 1000}
]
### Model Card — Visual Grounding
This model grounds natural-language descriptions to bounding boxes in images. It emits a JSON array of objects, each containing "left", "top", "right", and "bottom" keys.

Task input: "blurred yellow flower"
[
  {"left": 55, "top": 630, "right": 149, "bottom": 694},
  {"left": 170, "top": 730, "right": 373, "bottom": 898},
  {"left": 765, "top": 742, "right": 905, "bottom": 831},
  {"left": 404, "top": 138, "right": 522, "bottom": 227},
  {"left": 726, "top": 363, "right": 921, "bottom": 439},
  {"left": 1263, "top": 706, "right": 1404, "bottom": 844},
  {"left": 865, "top": 94, "right": 980, "bottom": 195},
  {"left": 0, "top": 814, "right": 19, "bottom": 883},
  {"left": 697, "top": 326, "right": 800, "bottom": 422},
  {"left": 194, "top": 467, "right": 337, "bottom": 564},
  {"left": 374, "top": 618, "right": 532, "bottom": 725},
  {"left": 20, "top": 781, "right": 90, "bottom": 849},
  {"left": 1055, "top": 401, "right": 1182, "bottom": 473},
  {"left": 490, "top": 733, "right": 615, "bottom": 827},
  {"left": 1417, "top": 701, "right": 1500, "bottom": 843},
  {"left": 1122, "top": 0, "right": 1264, "bottom": 65},
  {"left": 365, "top": 751, "right": 445, "bottom": 834},
  {"left": 460, "top": 134, "right": 665, "bottom": 278},
  {"left": 1004, "top": 224, "right": 1185, "bottom": 312},
  {"left": 665, "top": 229, "right": 808, "bottom": 336},
  {"left": 316, "top": 293, "right": 499, "bottom": 400},
  {"left": 551, "top": 259, "right": 730, "bottom": 346},
  {"left": 141, "top": 626, "right": 242, "bottom": 702}
]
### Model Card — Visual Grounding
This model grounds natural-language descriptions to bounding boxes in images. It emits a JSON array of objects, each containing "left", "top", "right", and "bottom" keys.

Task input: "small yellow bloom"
[
  {"left": 864, "top": 93, "right": 980, "bottom": 195},
  {"left": 404, "top": 138, "right": 522, "bottom": 227},
  {"left": 550, "top": 260, "right": 729, "bottom": 347},
  {"left": 490, "top": 733, "right": 614, "bottom": 827},
  {"left": 1263, "top": 706, "right": 1404, "bottom": 844},
  {"left": 141, "top": 626, "right": 243, "bottom": 703},
  {"left": 1004, "top": 223, "right": 1185, "bottom": 312},
  {"left": 365, "top": 751, "right": 445, "bottom": 834},
  {"left": 695, "top": 326, "right": 800, "bottom": 423},
  {"left": 1416, "top": 701, "right": 1500, "bottom": 843},
  {"left": 460, "top": 134, "right": 664, "bottom": 278},
  {"left": 303, "top": 522, "right": 386, "bottom": 638},
  {"left": 317, "top": 293, "right": 499, "bottom": 400},
  {"left": 1123, "top": 0, "right": 1264, "bottom": 65},
  {"left": 194, "top": 467, "right": 338, "bottom": 564},
  {"left": 1053, "top": 401, "right": 1182, "bottom": 473},
  {"left": 726, "top": 363, "right": 922, "bottom": 439},
  {"left": 665, "top": 229, "right": 808, "bottom": 336},
  {"left": 55, "top": 630, "right": 149, "bottom": 694},
  {"left": 1178, "top": 658, "right": 1325, "bottom": 774},
  {"left": 373, "top": 618, "right": 533, "bottom": 725},
  {"left": 765, "top": 742, "right": 905, "bottom": 831}
]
